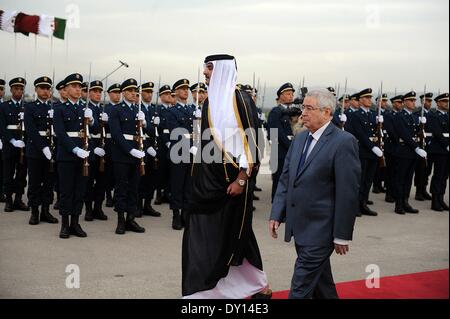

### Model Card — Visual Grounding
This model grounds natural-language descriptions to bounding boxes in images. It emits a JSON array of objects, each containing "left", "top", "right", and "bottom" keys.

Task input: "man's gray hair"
[{"left": 305, "top": 89, "right": 336, "bottom": 113}]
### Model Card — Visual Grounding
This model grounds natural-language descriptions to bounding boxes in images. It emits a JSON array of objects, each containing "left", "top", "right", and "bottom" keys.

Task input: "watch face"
[{"left": 238, "top": 180, "right": 246, "bottom": 186}]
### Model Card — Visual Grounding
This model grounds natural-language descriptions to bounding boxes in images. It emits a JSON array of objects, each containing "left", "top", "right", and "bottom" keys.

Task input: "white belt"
[
  {"left": 163, "top": 129, "right": 170, "bottom": 134},
  {"left": 106, "top": 133, "right": 112, "bottom": 139},
  {"left": 183, "top": 133, "right": 192, "bottom": 139},
  {"left": 443, "top": 133, "right": 449, "bottom": 138},
  {"left": 7, "top": 125, "right": 20, "bottom": 130},
  {"left": 67, "top": 132, "right": 80, "bottom": 138},
  {"left": 90, "top": 134, "right": 101, "bottom": 139},
  {"left": 38, "top": 131, "right": 49, "bottom": 136},
  {"left": 369, "top": 137, "right": 379, "bottom": 142},
  {"left": 123, "top": 134, "right": 135, "bottom": 141}
]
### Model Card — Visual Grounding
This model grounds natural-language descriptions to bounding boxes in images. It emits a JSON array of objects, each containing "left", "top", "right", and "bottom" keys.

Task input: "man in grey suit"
[{"left": 269, "top": 89, "right": 361, "bottom": 299}]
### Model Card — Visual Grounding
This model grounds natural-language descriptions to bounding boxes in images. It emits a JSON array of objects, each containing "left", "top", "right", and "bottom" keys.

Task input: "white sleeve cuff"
[
  {"left": 239, "top": 152, "right": 249, "bottom": 169},
  {"left": 334, "top": 238, "right": 351, "bottom": 246}
]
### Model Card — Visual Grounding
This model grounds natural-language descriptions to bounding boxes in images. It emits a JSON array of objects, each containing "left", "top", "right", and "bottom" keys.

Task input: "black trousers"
[
  {"left": 2, "top": 150, "right": 27, "bottom": 197},
  {"left": 289, "top": 245, "right": 338, "bottom": 299},
  {"left": 384, "top": 153, "right": 395, "bottom": 197},
  {"left": 271, "top": 157, "right": 286, "bottom": 202},
  {"left": 393, "top": 157, "right": 417, "bottom": 200},
  {"left": 104, "top": 153, "right": 115, "bottom": 194},
  {"left": 58, "top": 161, "right": 88, "bottom": 216},
  {"left": 170, "top": 162, "right": 192, "bottom": 211},
  {"left": 0, "top": 151, "right": 3, "bottom": 194},
  {"left": 359, "top": 157, "right": 377, "bottom": 202},
  {"left": 114, "top": 162, "right": 139, "bottom": 214},
  {"left": 414, "top": 158, "right": 431, "bottom": 191},
  {"left": 373, "top": 166, "right": 386, "bottom": 189},
  {"left": 156, "top": 153, "right": 170, "bottom": 196},
  {"left": 85, "top": 157, "right": 107, "bottom": 204},
  {"left": 27, "top": 158, "right": 55, "bottom": 207},
  {"left": 429, "top": 154, "right": 449, "bottom": 195}
]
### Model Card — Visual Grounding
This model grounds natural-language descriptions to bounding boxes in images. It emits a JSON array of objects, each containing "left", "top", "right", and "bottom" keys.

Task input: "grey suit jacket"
[{"left": 270, "top": 122, "right": 361, "bottom": 246}]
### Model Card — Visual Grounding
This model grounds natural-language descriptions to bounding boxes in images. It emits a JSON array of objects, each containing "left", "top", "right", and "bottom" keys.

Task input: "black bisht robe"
[{"left": 182, "top": 89, "right": 263, "bottom": 296}]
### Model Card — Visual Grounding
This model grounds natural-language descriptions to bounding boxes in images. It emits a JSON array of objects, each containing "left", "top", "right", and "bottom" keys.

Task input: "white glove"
[
  {"left": 11, "top": 139, "right": 25, "bottom": 148},
  {"left": 166, "top": 142, "right": 171, "bottom": 149},
  {"left": 415, "top": 147, "right": 427, "bottom": 158},
  {"left": 42, "top": 146, "right": 52, "bottom": 160},
  {"left": 0, "top": 139, "right": 2, "bottom": 150},
  {"left": 130, "top": 148, "right": 145, "bottom": 159},
  {"left": 146, "top": 146, "right": 157, "bottom": 157},
  {"left": 19, "top": 112, "right": 24, "bottom": 121},
  {"left": 339, "top": 114, "right": 347, "bottom": 122},
  {"left": 94, "top": 147, "right": 105, "bottom": 157},
  {"left": 137, "top": 111, "right": 146, "bottom": 121},
  {"left": 377, "top": 115, "right": 384, "bottom": 123},
  {"left": 371, "top": 146, "right": 383, "bottom": 158},
  {"left": 76, "top": 148, "right": 90, "bottom": 159},
  {"left": 48, "top": 109, "right": 54, "bottom": 119},
  {"left": 101, "top": 112, "right": 109, "bottom": 122},
  {"left": 194, "top": 109, "right": 202, "bottom": 118},
  {"left": 261, "top": 113, "right": 266, "bottom": 121},
  {"left": 419, "top": 116, "right": 427, "bottom": 124},
  {"left": 190, "top": 146, "right": 198, "bottom": 155},
  {"left": 153, "top": 116, "right": 160, "bottom": 125},
  {"left": 84, "top": 108, "right": 93, "bottom": 120}
]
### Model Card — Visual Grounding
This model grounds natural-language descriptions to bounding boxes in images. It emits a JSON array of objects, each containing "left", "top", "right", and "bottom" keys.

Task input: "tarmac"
[{"left": 0, "top": 161, "right": 448, "bottom": 299}]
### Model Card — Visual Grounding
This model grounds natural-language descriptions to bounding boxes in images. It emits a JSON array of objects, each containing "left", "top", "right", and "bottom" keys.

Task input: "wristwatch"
[{"left": 237, "top": 179, "right": 246, "bottom": 187}]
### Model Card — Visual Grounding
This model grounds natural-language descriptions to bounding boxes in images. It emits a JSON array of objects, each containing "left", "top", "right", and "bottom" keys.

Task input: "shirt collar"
[
  {"left": 162, "top": 103, "right": 170, "bottom": 109},
  {"left": 309, "top": 121, "right": 331, "bottom": 142},
  {"left": 37, "top": 98, "right": 48, "bottom": 104},
  {"left": 361, "top": 106, "right": 370, "bottom": 113},
  {"left": 177, "top": 101, "right": 186, "bottom": 107},
  {"left": 123, "top": 99, "right": 133, "bottom": 108},
  {"left": 11, "top": 98, "right": 22, "bottom": 105},
  {"left": 438, "top": 109, "right": 447, "bottom": 115},
  {"left": 404, "top": 108, "right": 412, "bottom": 115},
  {"left": 280, "top": 104, "right": 288, "bottom": 109}
]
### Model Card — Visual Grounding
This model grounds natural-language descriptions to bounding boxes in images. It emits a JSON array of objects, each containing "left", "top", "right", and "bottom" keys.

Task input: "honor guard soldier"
[
  {"left": 0, "top": 79, "right": 5, "bottom": 202},
  {"left": 0, "top": 77, "right": 29, "bottom": 212},
  {"left": 24, "top": 76, "right": 59, "bottom": 225},
  {"left": 109, "top": 78, "right": 146, "bottom": 235},
  {"left": 343, "top": 92, "right": 361, "bottom": 134},
  {"left": 153, "top": 85, "right": 173, "bottom": 205},
  {"left": 383, "top": 95, "right": 404, "bottom": 203},
  {"left": 267, "top": 83, "right": 295, "bottom": 201},
  {"left": 84, "top": 80, "right": 108, "bottom": 221},
  {"left": 332, "top": 94, "right": 351, "bottom": 127},
  {"left": 104, "top": 83, "right": 121, "bottom": 208},
  {"left": 166, "top": 79, "right": 194, "bottom": 230},
  {"left": 81, "top": 82, "right": 88, "bottom": 103},
  {"left": 428, "top": 93, "right": 449, "bottom": 211},
  {"left": 52, "top": 79, "right": 68, "bottom": 211},
  {"left": 372, "top": 93, "right": 390, "bottom": 194},
  {"left": 413, "top": 92, "right": 434, "bottom": 201},
  {"left": 53, "top": 73, "right": 96, "bottom": 238},
  {"left": 350, "top": 88, "right": 381, "bottom": 216},
  {"left": 137, "top": 81, "right": 161, "bottom": 217},
  {"left": 392, "top": 91, "right": 426, "bottom": 214}
]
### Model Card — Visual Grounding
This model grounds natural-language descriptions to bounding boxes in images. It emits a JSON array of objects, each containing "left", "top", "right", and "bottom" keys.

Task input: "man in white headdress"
[{"left": 182, "top": 54, "right": 271, "bottom": 299}]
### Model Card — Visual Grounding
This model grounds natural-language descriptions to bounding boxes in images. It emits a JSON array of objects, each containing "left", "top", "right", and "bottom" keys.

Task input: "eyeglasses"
[{"left": 300, "top": 105, "right": 320, "bottom": 112}]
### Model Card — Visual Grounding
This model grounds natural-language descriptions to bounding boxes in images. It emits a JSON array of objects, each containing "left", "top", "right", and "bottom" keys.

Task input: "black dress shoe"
[
  {"left": 415, "top": 192, "right": 425, "bottom": 201},
  {"left": 253, "top": 195, "right": 260, "bottom": 201},
  {"left": 93, "top": 203, "right": 108, "bottom": 220},
  {"left": 431, "top": 196, "right": 444, "bottom": 212},
  {"left": 125, "top": 217, "right": 145, "bottom": 233},
  {"left": 361, "top": 202, "right": 378, "bottom": 216},
  {"left": 254, "top": 186, "right": 262, "bottom": 192},
  {"left": 439, "top": 195, "right": 449, "bottom": 211},
  {"left": 385, "top": 194, "right": 395, "bottom": 203},
  {"left": 105, "top": 192, "right": 114, "bottom": 207},
  {"left": 395, "top": 200, "right": 406, "bottom": 215},
  {"left": 4, "top": 197, "right": 14, "bottom": 212},
  {"left": 84, "top": 202, "right": 94, "bottom": 221},
  {"left": 29, "top": 207, "right": 40, "bottom": 225},
  {"left": 40, "top": 206, "right": 58, "bottom": 224},
  {"left": 172, "top": 210, "right": 183, "bottom": 230},
  {"left": 143, "top": 205, "right": 161, "bottom": 217},
  {"left": 423, "top": 191, "right": 432, "bottom": 201},
  {"left": 404, "top": 200, "right": 419, "bottom": 214},
  {"left": 366, "top": 200, "right": 374, "bottom": 205},
  {"left": 13, "top": 198, "right": 30, "bottom": 211},
  {"left": 154, "top": 196, "right": 163, "bottom": 205},
  {"left": 380, "top": 186, "right": 387, "bottom": 193},
  {"left": 69, "top": 224, "right": 88, "bottom": 237},
  {"left": 59, "top": 216, "right": 70, "bottom": 239},
  {"left": 115, "top": 212, "right": 126, "bottom": 235},
  {"left": 372, "top": 186, "right": 381, "bottom": 194}
]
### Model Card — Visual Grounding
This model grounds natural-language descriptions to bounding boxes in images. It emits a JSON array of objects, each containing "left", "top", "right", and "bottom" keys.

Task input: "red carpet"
[{"left": 272, "top": 269, "right": 449, "bottom": 299}]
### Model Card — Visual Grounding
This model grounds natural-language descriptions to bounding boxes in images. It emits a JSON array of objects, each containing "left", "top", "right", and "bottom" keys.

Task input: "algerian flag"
[
  {"left": 37, "top": 15, "right": 66, "bottom": 39},
  {"left": 0, "top": 10, "right": 18, "bottom": 33}
]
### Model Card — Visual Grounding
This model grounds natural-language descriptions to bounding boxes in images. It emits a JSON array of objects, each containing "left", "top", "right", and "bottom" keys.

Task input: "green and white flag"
[{"left": 37, "top": 15, "right": 66, "bottom": 39}]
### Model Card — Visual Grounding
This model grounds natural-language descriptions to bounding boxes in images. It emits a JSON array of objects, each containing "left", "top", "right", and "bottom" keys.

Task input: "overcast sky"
[{"left": 0, "top": 0, "right": 449, "bottom": 102}]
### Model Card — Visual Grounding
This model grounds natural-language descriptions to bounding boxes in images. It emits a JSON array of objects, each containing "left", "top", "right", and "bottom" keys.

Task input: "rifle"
[
  {"left": 340, "top": 78, "right": 348, "bottom": 130},
  {"left": 49, "top": 69, "right": 56, "bottom": 172},
  {"left": 376, "top": 81, "right": 386, "bottom": 168},
  {"left": 153, "top": 75, "right": 161, "bottom": 170},
  {"left": 99, "top": 77, "right": 107, "bottom": 173},
  {"left": 82, "top": 64, "right": 92, "bottom": 177},
  {"left": 137, "top": 69, "right": 145, "bottom": 176},
  {"left": 418, "top": 85, "right": 427, "bottom": 165},
  {"left": 261, "top": 82, "right": 266, "bottom": 110}
]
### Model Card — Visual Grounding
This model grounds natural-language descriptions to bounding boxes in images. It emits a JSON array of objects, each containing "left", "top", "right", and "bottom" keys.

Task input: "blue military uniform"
[
  {"left": 428, "top": 93, "right": 449, "bottom": 211},
  {"left": 84, "top": 80, "right": 108, "bottom": 221},
  {"left": 391, "top": 91, "right": 423, "bottom": 214},
  {"left": 349, "top": 88, "right": 379, "bottom": 216},
  {"left": 0, "top": 77, "right": 29, "bottom": 212},
  {"left": 0, "top": 79, "right": 5, "bottom": 202},
  {"left": 109, "top": 78, "right": 146, "bottom": 235},
  {"left": 53, "top": 73, "right": 97, "bottom": 238},
  {"left": 267, "top": 83, "right": 295, "bottom": 201},
  {"left": 372, "top": 94, "right": 389, "bottom": 194},
  {"left": 166, "top": 79, "right": 194, "bottom": 230},
  {"left": 24, "top": 76, "right": 58, "bottom": 225}
]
